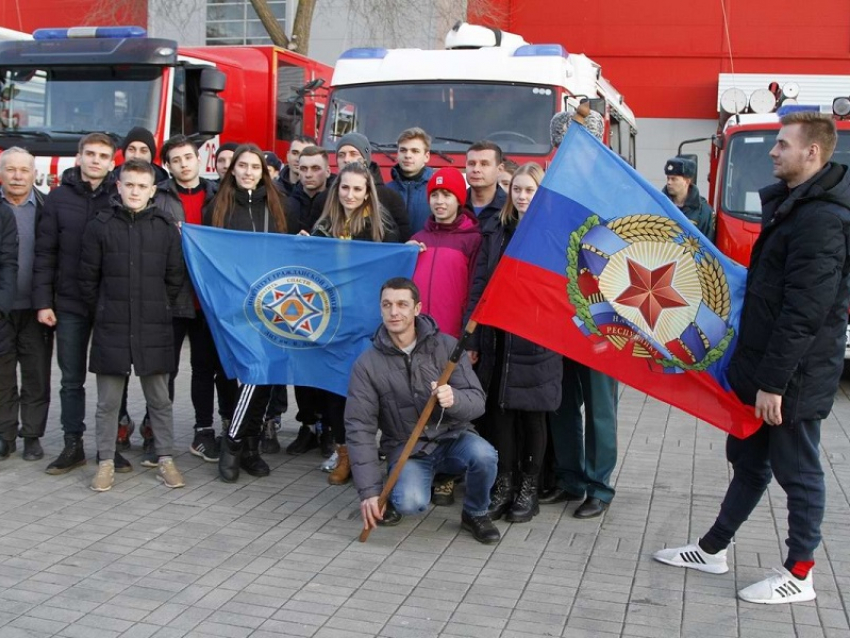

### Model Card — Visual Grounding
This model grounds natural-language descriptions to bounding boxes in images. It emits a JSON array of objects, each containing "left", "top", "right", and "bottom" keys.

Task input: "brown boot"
[{"left": 328, "top": 444, "right": 351, "bottom": 485}]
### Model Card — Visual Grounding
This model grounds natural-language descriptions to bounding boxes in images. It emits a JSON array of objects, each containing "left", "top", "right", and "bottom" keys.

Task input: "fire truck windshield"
[
  {"left": 721, "top": 130, "right": 850, "bottom": 220},
  {"left": 321, "top": 82, "right": 556, "bottom": 155},
  {"left": 0, "top": 66, "right": 162, "bottom": 138}
]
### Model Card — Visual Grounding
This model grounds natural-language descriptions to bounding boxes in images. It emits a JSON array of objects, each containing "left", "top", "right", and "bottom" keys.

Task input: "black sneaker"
[
  {"left": 190, "top": 428, "right": 219, "bottom": 462},
  {"left": 45, "top": 434, "right": 86, "bottom": 475},
  {"left": 96, "top": 451, "right": 133, "bottom": 473},
  {"left": 140, "top": 416, "right": 156, "bottom": 467},
  {"left": 285, "top": 424, "right": 318, "bottom": 455},
  {"left": 431, "top": 477, "right": 455, "bottom": 506},
  {"left": 461, "top": 511, "right": 501, "bottom": 544}
]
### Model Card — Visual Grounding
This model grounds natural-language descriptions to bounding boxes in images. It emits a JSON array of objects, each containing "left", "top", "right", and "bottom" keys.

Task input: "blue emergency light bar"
[
  {"left": 339, "top": 48, "right": 389, "bottom": 60},
  {"left": 33, "top": 26, "right": 147, "bottom": 41},
  {"left": 776, "top": 104, "right": 820, "bottom": 117},
  {"left": 513, "top": 44, "right": 569, "bottom": 58}
]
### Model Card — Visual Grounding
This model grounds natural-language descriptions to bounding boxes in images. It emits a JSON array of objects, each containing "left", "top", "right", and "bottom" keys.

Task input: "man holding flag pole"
[{"left": 467, "top": 108, "right": 850, "bottom": 604}]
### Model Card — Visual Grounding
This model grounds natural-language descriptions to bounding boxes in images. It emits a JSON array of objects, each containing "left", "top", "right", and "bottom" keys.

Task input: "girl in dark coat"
[
  {"left": 309, "top": 161, "right": 400, "bottom": 484},
  {"left": 465, "top": 163, "right": 563, "bottom": 523},
  {"left": 207, "top": 144, "right": 297, "bottom": 483}
]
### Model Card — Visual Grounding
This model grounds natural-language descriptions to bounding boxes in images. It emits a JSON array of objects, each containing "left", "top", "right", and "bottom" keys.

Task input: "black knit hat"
[
  {"left": 215, "top": 142, "right": 239, "bottom": 162},
  {"left": 122, "top": 127, "right": 157, "bottom": 158}
]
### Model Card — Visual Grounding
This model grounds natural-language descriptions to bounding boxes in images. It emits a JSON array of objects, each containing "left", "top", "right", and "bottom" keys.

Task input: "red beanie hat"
[{"left": 427, "top": 168, "right": 467, "bottom": 207}]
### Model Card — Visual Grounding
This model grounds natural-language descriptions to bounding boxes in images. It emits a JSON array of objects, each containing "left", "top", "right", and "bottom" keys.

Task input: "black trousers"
[
  {"left": 490, "top": 408, "right": 548, "bottom": 476},
  {"left": 0, "top": 309, "right": 54, "bottom": 440},
  {"left": 318, "top": 390, "right": 346, "bottom": 445},
  {"left": 228, "top": 384, "right": 272, "bottom": 440},
  {"left": 294, "top": 386, "right": 321, "bottom": 425}
]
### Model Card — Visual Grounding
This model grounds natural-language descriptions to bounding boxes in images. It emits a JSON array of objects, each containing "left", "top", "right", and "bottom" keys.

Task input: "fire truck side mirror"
[{"left": 198, "top": 68, "right": 226, "bottom": 136}]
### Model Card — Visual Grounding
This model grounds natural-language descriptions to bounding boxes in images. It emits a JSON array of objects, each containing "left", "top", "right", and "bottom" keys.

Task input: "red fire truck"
[
  {"left": 681, "top": 74, "right": 850, "bottom": 267},
  {"left": 317, "top": 22, "right": 638, "bottom": 178},
  {"left": 0, "top": 26, "right": 332, "bottom": 190}
]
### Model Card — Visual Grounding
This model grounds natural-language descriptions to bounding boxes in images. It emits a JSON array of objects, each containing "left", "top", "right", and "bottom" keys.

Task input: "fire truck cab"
[
  {"left": 318, "top": 22, "right": 638, "bottom": 178},
  {"left": 0, "top": 26, "right": 332, "bottom": 190}
]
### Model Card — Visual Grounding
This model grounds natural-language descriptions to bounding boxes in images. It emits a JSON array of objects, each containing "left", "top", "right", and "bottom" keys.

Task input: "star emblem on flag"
[
  {"left": 614, "top": 259, "right": 688, "bottom": 330},
  {"left": 264, "top": 285, "right": 323, "bottom": 335}
]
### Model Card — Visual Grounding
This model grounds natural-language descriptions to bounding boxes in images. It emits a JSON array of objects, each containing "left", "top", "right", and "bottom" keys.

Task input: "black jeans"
[
  {"left": 490, "top": 408, "right": 547, "bottom": 476},
  {"left": 0, "top": 310, "right": 54, "bottom": 440},
  {"left": 265, "top": 385, "right": 288, "bottom": 420},
  {"left": 702, "top": 420, "right": 825, "bottom": 563}
]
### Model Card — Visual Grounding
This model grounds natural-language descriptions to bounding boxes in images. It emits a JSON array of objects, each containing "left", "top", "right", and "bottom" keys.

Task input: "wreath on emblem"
[{"left": 566, "top": 214, "right": 734, "bottom": 371}]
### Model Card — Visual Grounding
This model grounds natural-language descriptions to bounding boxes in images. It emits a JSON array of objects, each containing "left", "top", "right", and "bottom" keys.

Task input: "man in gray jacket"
[{"left": 346, "top": 277, "right": 500, "bottom": 543}]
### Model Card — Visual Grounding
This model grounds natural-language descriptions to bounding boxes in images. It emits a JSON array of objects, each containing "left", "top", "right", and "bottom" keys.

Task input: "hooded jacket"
[
  {"left": 387, "top": 165, "right": 435, "bottom": 235},
  {"left": 346, "top": 314, "right": 485, "bottom": 501},
  {"left": 78, "top": 198, "right": 184, "bottom": 376},
  {"left": 154, "top": 178, "right": 218, "bottom": 319},
  {"left": 663, "top": 183, "right": 715, "bottom": 242},
  {"left": 411, "top": 212, "right": 482, "bottom": 338},
  {"left": 32, "top": 167, "right": 117, "bottom": 316},
  {"left": 727, "top": 162, "right": 850, "bottom": 422}
]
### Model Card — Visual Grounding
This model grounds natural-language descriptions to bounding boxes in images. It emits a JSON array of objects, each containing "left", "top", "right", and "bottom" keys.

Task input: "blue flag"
[
  {"left": 181, "top": 226, "right": 418, "bottom": 396},
  {"left": 472, "top": 125, "right": 762, "bottom": 438}
]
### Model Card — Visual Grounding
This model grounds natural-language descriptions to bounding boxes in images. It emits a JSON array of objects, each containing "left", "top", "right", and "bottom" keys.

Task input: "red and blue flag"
[{"left": 472, "top": 125, "right": 761, "bottom": 438}]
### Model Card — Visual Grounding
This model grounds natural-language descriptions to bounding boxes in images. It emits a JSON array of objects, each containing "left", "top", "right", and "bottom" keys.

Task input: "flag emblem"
[
  {"left": 568, "top": 213, "right": 733, "bottom": 371},
  {"left": 245, "top": 267, "right": 341, "bottom": 348}
]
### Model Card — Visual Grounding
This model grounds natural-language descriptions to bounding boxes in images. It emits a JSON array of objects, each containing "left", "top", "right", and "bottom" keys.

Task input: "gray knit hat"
[{"left": 336, "top": 132, "right": 371, "bottom": 164}]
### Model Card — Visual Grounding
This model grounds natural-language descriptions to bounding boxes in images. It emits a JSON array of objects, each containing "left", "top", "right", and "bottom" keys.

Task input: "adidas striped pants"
[{"left": 227, "top": 383, "right": 272, "bottom": 440}]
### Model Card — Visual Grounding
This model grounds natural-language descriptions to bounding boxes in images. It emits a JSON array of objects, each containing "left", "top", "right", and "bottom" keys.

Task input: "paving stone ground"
[{"left": 1, "top": 347, "right": 850, "bottom": 637}]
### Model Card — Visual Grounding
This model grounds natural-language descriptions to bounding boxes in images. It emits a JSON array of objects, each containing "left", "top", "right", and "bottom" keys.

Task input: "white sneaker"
[
  {"left": 653, "top": 541, "right": 729, "bottom": 574},
  {"left": 738, "top": 567, "right": 815, "bottom": 604},
  {"left": 320, "top": 450, "right": 339, "bottom": 473}
]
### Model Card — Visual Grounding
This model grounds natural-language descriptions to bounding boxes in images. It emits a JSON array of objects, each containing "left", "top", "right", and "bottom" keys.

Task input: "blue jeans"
[
  {"left": 55, "top": 311, "right": 92, "bottom": 435},
  {"left": 702, "top": 420, "right": 825, "bottom": 563},
  {"left": 389, "top": 431, "right": 497, "bottom": 517}
]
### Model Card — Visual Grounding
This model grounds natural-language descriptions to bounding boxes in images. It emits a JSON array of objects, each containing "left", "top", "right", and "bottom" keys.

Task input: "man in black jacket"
[
  {"left": 33, "top": 132, "right": 120, "bottom": 475},
  {"left": 654, "top": 112, "right": 850, "bottom": 605},
  {"left": 347, "top": 278, "right": 500, "bottom": 544},
  {"left": 0, "top": 147, "right": 52, "bottom": 462},
  {"left": 79, "top": 160, "right": 185, "bottom": 492}
]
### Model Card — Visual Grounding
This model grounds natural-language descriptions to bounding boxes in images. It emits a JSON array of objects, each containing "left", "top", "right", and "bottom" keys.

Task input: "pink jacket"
[{"left": 411, "top": 212, "right": 482, "bottom": 338}]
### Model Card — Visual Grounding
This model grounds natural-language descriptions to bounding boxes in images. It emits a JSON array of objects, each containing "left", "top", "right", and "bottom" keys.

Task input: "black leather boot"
[
  {"left": 219, "top": 436, "right": 242, "bottom": 483},
  {"left": 240, "top": 436, "right": 270, "bottom": 477},
  {"left": 487, "top": 473, "right": 515, "bottom": 521},
  {"left": 506, "top": 473, "right": 540, "bottom": 523}
]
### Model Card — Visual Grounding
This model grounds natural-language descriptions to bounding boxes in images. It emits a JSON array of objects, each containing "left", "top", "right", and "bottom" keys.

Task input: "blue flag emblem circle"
[{"left": 244, "top": 267, "right": 341, "bottom": 348}]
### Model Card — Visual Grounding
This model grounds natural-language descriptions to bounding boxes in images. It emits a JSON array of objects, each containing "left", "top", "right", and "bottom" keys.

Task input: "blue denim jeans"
[
  {"left": 702, "top": 419, "right": 825, "bottom": 563},
  {"left": 389, "top": 430, "right": 497, "bottom": 518},
  {"left": 55, "top": 311, "right": 92, "bottom": 435}
]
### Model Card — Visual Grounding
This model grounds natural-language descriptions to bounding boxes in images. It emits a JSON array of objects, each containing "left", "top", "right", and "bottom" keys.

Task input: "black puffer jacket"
[
  {"left": 346, "top": 314, "right": 485, "bottom": 501},
  {"left": 727, "top": 162, "right": 850, "bottom": 423},
  {"left": 464, "top": 215, "right": 563, "bottom": 411},
  {"left": 32, "top": 167, "right": 116, "bottom": 316},
  {"left": 78, "top": 199, "right": 185, "bottom": 376},
  {"left": 202, "top": 185, "right": 298, "bottom": 234},
  {"left": 154, "top": 178, "right": 217, "bottom": 318}
]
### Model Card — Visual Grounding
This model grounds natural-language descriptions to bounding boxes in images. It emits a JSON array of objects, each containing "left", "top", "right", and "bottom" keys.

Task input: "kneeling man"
[{"left": 346, "top": 277, "right": 500, "bottom": 543}]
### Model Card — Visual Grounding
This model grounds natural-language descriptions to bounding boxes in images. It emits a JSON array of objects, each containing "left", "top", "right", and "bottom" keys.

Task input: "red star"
[{"left": 614, "top": 259, "right": 688, "bottom": 330}]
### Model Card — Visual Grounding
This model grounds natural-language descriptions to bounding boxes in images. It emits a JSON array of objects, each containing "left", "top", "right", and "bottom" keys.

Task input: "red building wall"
[
  {"left": 470, "top": 0, "right": 850, "bottom": 119},
  {"left": 1, "top": 0, "right": 145, "bottom": 35}
]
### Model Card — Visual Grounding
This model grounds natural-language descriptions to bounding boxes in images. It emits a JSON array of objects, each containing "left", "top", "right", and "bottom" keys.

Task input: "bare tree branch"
[{"left": 247, "top": 0, "right": 290, "bottom": 48}]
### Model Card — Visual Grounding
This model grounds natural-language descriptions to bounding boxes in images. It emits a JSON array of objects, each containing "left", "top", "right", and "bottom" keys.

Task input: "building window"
[{"left": 206, "top": 0, "right": 287, "bottom": 46}]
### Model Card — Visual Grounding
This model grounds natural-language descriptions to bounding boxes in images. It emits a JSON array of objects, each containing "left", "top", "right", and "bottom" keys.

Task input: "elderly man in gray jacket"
[{"left": 346, "top": 277, "right": 500, "bottom": 544}]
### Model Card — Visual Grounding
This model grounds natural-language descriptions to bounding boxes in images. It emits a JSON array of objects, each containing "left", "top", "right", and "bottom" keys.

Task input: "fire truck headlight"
[
  {"left": 749, "top": 88, "right": 777, "bottom": 114},
  {"left": 834, "top": 97, "right": 850, "bottom": 118}
]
